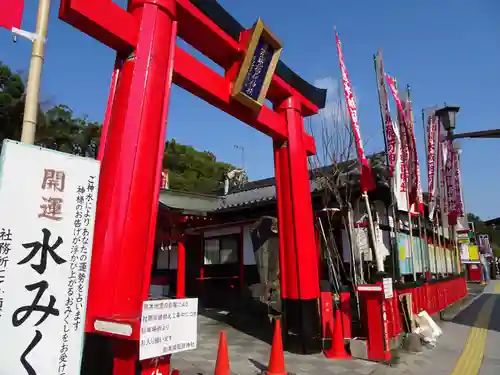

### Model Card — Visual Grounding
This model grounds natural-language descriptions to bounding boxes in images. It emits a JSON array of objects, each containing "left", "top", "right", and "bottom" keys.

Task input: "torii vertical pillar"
[
  {"left": 84, "top": 0, "right": 177, "bottom": 373},
  {"left": 274, "top": 97, "right": 321, "bottom": 354}
]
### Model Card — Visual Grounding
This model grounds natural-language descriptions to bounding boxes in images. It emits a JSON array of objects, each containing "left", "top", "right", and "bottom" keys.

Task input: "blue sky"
[{"left": 1, "top": 0, "right": 499, "bottom": 219}]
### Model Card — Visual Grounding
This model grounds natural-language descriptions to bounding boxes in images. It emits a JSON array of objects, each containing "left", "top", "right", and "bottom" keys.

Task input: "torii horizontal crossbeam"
[{"left": 59, "top": 0, "right": 318, "bottom": 154}]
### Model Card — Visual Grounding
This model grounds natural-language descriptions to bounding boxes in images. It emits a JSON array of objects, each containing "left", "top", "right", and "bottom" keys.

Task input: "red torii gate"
[{"left": 59, "top": 0, "right": 326, "bottom": 373}]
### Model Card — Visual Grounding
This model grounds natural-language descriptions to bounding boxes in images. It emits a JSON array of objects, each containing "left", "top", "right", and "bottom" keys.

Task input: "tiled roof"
[
  {"left": 159, "top": 151, "right": 390, "bottom": 212},
  {"left": 219, "top": 180, "right": 324, "bottom": 210}
]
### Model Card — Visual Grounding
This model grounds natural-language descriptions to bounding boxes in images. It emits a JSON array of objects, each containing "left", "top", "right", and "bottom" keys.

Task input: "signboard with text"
[
  {"left": 139, "top": 298, "right": 198, "bottom": 360},
  {"left": 383, "top": 278, "right": 393, "bottom": 299},
  {"left": 0, "top": 140, "right": 100, "bottom": 375},
  {"left": 230, "top": 18, "right": 282, "bottom": 112}
]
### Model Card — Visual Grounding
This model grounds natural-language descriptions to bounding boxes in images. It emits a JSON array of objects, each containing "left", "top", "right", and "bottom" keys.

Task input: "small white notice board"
[
  {"left": 140, "top": 298, "right": 198, "bottom": 360},
  {"left": 383, "top": 278, "right": 393, "bottom": 299}
]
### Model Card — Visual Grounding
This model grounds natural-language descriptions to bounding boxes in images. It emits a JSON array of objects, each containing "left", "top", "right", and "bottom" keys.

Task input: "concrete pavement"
[
  {"left": 381, "top": 281, "right": 500, "bottom": 375},
  {"left": 171, "top": 281, "right": 500, "bottom": 374}
]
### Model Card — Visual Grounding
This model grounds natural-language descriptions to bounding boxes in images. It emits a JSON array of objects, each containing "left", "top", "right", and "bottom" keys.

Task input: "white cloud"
[
  {"left": 308, "top": 76, "right": 360, "bottom": 166},
  {"left": 313, "top": 76, "right": 359, "bottom": 123},
  {"left": 314, "top": 77, "right": 344, "bottom": 122}
]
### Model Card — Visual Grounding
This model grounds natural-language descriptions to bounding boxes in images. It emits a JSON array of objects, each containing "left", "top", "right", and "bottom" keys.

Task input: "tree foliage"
[
  {"left": 164, "top": 139, "right": 236, "bottom": 193},
  {"left": 0, "top": 61, "right": 236, "bottom": 194},
  {"left": 467, "top": 213, "right": 500, "bottom": 256}
]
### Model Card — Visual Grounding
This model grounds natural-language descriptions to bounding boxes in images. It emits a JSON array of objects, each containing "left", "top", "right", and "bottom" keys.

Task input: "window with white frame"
[{"left": 204, "top": 235, "right": 239, "bottom": 265}]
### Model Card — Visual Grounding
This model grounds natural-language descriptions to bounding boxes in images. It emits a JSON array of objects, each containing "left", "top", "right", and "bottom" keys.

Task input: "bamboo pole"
[{"left": 20, "top": 0, "right": 51, "bottom": 145}]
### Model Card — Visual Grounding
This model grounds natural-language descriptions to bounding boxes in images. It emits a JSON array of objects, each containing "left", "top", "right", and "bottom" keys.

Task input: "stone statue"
[{"left": 249, "top": 216, "right": 281, "bottom": 313}]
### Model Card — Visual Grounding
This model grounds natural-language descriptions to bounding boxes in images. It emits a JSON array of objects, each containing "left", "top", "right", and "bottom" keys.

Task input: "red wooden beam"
[
  {"left": 174, "top": 47, "right": 316, "bottom": 154},
  {"left": 59, "top": 0, "right": 317, "bottom": 154},
  {"left": 174, "top": 47, "right": 287, "bottom": 140},
  {"left": 59, "top": 0, "right": 321, "bottom": 116},
  {"left": 175, "top": 0, "right": 320, "bottom": 116},
  {"left": 59, "top": 0, "right": 137, "bottom": 52}
]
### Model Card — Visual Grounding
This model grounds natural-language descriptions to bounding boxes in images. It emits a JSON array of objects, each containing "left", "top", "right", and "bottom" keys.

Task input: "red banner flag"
[
  {"left": 443, "top": 137, "right": 458, "bottom": 225},
  {"left": 374, "top": 51, "right": 397, "bottom": 178},
  {"left": 427, "top": 114, "right": 439, "bottom": 220},
  {"left": 0, "top": 0, "right": 24, "bottom": 30},
  {"left": 335, "top": 31, "right": 375, "bottom": 193},
  {"left": 386, "top": 76, "right": 411, "bottom": 200},
  {"left": 454, "top": 148, "right": 464, "bottom": 218},
  {"left": 405, "top": 90, "right": 424, "bottom": 215}
]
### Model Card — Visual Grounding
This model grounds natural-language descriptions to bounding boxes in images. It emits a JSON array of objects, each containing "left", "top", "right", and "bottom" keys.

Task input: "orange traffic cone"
[
  {"left": 214, "top": 331, "right": 230, "bottom": 375},
  {"left": 171, "top": 370, "right": 180, "bottom": 375},
  {"left": 324, "top": 309, "right": 350, "bottom": 359},
  {"left": 265, "top": 319, "right": 287, "bottom": 375}
]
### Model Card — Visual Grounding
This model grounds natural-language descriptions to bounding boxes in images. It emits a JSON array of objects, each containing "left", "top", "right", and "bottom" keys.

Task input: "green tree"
[
  {"left": 163, "top": 139, "right": 235, "bottom": 193},
  {"left": 0, "top": 62, "right": 237, "bottom": 194},
  {"left": 0, "top": 62, "right": 28, "bottom": 142},
  {"left": 467, "top": 213, "right": 500, "bottom": 254},
  {"left": 0, "top": 62, "right": 97, "bottom": 155}
]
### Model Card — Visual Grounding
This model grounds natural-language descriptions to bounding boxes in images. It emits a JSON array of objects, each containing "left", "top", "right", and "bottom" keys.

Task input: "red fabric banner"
[
  {"left": 405, "top": 94, "right": 424, "bottom": 215},
  {"left": 454, "top": 149, "right": 464, "bottom": 218},
  {"left": 0, "top": 0, "right": 24, "bottom": 30},
  {"left": 438, "top": 133, "right": 449, "bottom": 221},
  {"left": 427, "top": 115, "right": 439, "bottom": 220},
  {"left": 386, "top": 76, "right": 411, "bottom": 198},
  {"left": 374, "top": 52, "right": 397, "bottom": 177},
  {"left": 444, "top": 138, "right": 457, "bottom": 225},
  {"left": 335, "top": 31, "right": 375, "bottom": 193}
]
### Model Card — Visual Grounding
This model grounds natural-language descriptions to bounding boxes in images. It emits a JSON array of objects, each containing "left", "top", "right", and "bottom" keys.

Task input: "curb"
[{"left": 440, "top": 288, "right": 485, "bottom": 321}]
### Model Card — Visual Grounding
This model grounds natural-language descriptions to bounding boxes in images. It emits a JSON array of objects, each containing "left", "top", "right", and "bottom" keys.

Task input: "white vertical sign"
[{"left": 0, "top": 140, "right": 100, "bottom": 375}]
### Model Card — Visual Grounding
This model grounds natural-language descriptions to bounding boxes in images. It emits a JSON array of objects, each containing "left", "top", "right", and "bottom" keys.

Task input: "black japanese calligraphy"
[
  {"left": 19, "top": 228, "right": 66, "bottom": 275},
  {"left": 0, "top": 227, "right": 12, "bottom": 317},
  {"left": 12, "top": 280, "right": 60, "bottom": 327},
  {"left": 20, "top": 330, "right": 42, "bottom": 375},
  {"left": 0, "top": 228, "right": 13, "bottom": 241}
]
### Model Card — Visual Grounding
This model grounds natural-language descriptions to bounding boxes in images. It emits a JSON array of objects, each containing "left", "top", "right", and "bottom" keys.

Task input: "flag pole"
[
  {"left": 20, "top": 0, "right": 51, "bottom": 145},
  {"left": 407, "top": 85, "right": 429, "bottom": 278},
  {"left": 334, "top": 28, "right": 383, "bottom": 276},
  {"left": 422, "top": 108, "right": 439, "bottom": 277},
  {"left": 437, "top": 131, "right": 449, "bottom": 276},
  {"left": 393, "top": 79, "right": 416, "bottom": 281},
  {"left": 373, "top": 50, "right": 400, "bottom": 282}
]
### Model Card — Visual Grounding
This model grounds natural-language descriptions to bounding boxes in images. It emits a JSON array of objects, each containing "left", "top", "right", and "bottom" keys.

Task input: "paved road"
[
  {"left": 381, "top": 281, "right": 500, "bottom": 375},
  {"left": 171, "top": 282, "right": 500, "bottom": 374}
]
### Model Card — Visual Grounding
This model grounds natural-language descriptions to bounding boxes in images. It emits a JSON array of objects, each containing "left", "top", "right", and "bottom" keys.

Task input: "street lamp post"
[
  {"left": 435, "top": 105, "right": 460, "bottom": 139},
  {"left": 435, "top": 105, "right": 461, "bottom": 274}
]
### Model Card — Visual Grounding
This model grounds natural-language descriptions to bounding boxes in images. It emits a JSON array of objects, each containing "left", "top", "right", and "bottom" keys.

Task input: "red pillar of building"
[
  {"left": 275, "top": 97, "right": 321, "bottom": 354},
  {"left": 177, "top": 240, "right": 186, "bottom": 298},
  {"left": 83, "top": 1, "right": 177, "bottom": 374}
]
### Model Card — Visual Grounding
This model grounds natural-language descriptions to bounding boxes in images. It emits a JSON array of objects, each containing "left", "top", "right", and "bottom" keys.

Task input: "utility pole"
[
  {"left": 233, "top": 144, "right": 245, "bottom": 170},
  {"left": 20, "top": 0, "right": 51, "bottom": 144}
]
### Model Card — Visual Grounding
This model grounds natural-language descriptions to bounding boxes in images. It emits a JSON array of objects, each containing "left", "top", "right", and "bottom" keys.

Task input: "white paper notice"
[
  {"left": 383, "top": 278, "right": 394, "bottom": 299},
  {"left": 139, "top": 298, "right": 198, "bottom": 360}
]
